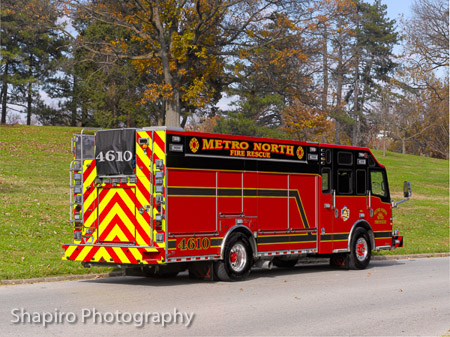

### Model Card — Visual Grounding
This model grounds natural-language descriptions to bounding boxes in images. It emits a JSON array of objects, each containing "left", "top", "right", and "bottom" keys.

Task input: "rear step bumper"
[{"left": 62, "top": 244, "right": 165, "bottom": 265}]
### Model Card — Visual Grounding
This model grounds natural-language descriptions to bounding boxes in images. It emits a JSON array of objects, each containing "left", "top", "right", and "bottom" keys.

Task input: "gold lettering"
[
  {"left": 230, "top": 150, "right": 245, "bottom": 157},
  {"left": 262, "top": 143, "right": 271, "bottom": 152},
  {"left": 231, "top": 141, "right": 240, "bottom": 150},
  {"left": 223, "top": 140, "right": 232, "bottom": 150},
  {"left": 253, "top": 143, "right": 261, "bottom": 151},
  {"left": 215, "top": 139, "right": 223, "bottom": 149},
  {"left": 240, "top": 142, "right": 249, "bottom": 150},
  {"left": 271, "top": 144, "right": 279, "bottom": 153},
  {"left": 286, "top": 145, "right": 294, "bottom": 156},
  {"left": 202, "top": 139, "right": 214, "bottom": 150}
]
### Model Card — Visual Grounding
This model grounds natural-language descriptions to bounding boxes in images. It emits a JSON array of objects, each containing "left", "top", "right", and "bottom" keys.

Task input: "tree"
[
  {"left": 385, "top": 0, "right": 449, "bottom": 159},
  {"left": 217, "top": 3, "right": 318, "bottom": 137},
  {"left": 314, "top": 0, "right": 357, "bottom": 144},
  {"left": 81, "top": 20, "right": 163, "bottom": 128},
  {"left": 64, "top": 0, "right": 291, "bottom": 127},
  {"left": 406, "top": 0, "right": 449, "bottom": 71},
  {"left": 348, "top": 0, "right": 398, "bottom": 146},
  {"left": 283, "top": 98, "right": 332, "bottom": 142},
  {"left": 0, "top": 0, "right": 65, "bottom": 125},
  {"left": 313, "top": 0, "right": 398, "bottom": 146}
]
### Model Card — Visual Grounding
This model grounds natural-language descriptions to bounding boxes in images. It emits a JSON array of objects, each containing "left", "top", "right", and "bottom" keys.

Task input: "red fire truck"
[{"left": 63, "top": 127, "right": 410, "bottom": 281}]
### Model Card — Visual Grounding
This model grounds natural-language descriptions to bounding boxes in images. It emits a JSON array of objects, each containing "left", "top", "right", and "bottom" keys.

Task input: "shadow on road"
[{"left": 82, "top": 259, "right": 404, "bottom": 287}]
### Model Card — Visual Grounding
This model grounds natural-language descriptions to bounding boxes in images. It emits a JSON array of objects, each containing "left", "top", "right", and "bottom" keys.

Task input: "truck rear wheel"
[
  {"left": 215, "top": 232, "right": 252, "bottom": 281},
  {"left": 349, "top": 228, "right": 371, "bottom": 270}
]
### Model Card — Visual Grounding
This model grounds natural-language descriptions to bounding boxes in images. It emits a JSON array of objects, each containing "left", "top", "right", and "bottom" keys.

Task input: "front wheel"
[
  {"left": 215, "top": 233, "right": 253, "bottom": 281},
  {"left": 349, "top": 228, "right": 372, "bottom": 270}
]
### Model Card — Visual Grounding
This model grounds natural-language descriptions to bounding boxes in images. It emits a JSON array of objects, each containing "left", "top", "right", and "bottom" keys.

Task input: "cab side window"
[
  {"left": 337, "top": 169, "right": 352, "bottom": 194},
  {"left": 371, "top": 171, "right": 386, "bottom": 197},
  {"left": 321, "top": 168, "right": 331, "bottom": 193},
  {"left": 356, "top": 169, "right": 366, "bottom": 195}
]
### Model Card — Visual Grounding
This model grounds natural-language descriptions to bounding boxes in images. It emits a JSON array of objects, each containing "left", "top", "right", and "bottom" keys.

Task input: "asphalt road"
[{"left": 0, "top": 257, "right": 448, "bottom": 336}]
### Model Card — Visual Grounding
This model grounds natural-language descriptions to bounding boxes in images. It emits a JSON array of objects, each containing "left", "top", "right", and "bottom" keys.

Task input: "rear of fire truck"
[{"left": 63, "top": 127, "right": 180, "bottom": 276}]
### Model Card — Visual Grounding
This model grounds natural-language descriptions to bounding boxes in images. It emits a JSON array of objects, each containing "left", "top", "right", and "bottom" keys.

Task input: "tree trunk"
[
  {"left": 157, "top": 103, "right": 164, "bottom": 126},
  {"left": 322, "top": 25, "right": 328, "bottom": 113},
  {"left": 165, "top": 89, "right": 180, "bottom": 127},
  {"left": 152, "top": 2, "right": 180, "bottom": 128},
  {"left": 335, "top": 41, "right": 344, "bottom": 145},
  {"left": 180, "top": 114, "right": 187, "bottom": 128},
  {"left": 27, "top": 55, "right": 33, "bottom": 126},
  {"left": 1, "top": 61, "right": 8, "bottom": 124},
  {"left": 27, "top": 81, "right": 32, "bottom": 126},
  {"left": 352, "top": 54, "right": 360, "bottom": 146},
  {"left": 81, "top": 105, "right": 88, "bottom": 127},
  {"left": 71, "top": 75, "right": 77, "bottom": 126}
]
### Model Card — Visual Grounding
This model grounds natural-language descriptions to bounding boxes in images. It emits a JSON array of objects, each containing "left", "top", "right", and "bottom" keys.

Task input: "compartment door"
[{"left": 97, "top": 186, "right": 137, "bottom": 244}]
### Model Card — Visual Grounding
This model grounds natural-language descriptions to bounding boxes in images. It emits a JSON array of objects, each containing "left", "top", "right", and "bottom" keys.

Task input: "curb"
[
  {"left": 1, "top": 253, "right": 448, "bottom": 286},
  {"left": 371, "top": 253, "right": 449, "bottom": 260},
  {"left": 1, "top": 271, "right": 125, "bottom": 286},
  {"left": 295, "top": 252, "right": 450, "bottom": 265}
]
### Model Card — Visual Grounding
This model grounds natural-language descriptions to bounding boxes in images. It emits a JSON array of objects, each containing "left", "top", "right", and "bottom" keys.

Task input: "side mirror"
[
  {"left": 403, "top": 181, "right": 412, "bottom": 198},
  {"left": 393, "top": 181, "right": 412, "bottom": 208}
]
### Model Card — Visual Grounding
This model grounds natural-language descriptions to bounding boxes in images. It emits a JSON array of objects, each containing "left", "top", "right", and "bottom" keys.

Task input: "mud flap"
[{"left": 188, "top": 261, "right": 215, "bottom": 281}]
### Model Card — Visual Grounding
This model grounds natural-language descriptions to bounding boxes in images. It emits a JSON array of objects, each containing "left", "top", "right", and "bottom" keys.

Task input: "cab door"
[
  {"left": 332, "top": 150, "right": 369, "bottom": 251},
  {"left": 318, "top": 147, "right": 334, "bottom": 253}
]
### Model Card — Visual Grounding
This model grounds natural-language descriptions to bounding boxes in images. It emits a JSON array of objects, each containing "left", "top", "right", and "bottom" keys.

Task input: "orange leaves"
[
  {"left": 171, "top": 31, "right": 195, "bottom": 63},
  {"left": 110, "top": 38, "right": 128, "bottom": 53},
  {"left": 269, "top": 48, "right": 308, "bottom": 66},
  {"left": 142, "top": 83, "right": 173, "bottom": 103},
  {"left": 283, "top": 99, "right": 331, "bottom": 141},
  {"left": 181, "top": 76, "right": 213, "bottom": 108}
]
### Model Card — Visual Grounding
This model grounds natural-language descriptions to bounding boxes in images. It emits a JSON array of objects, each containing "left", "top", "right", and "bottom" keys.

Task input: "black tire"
[
  {"left": 214, "top": 232, "right": 253, "bottom": 281},
  {"left": 273, "top": 257, "right": 298, "bottom": 268},
  {"left": 348, "top": 228, "right": 372, "bottom": 270}
]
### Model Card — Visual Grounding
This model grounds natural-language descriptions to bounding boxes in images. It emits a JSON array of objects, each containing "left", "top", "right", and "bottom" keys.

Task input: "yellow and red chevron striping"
[
  {"left": 98, "top": 188, "right": 136, "bottom": 243},
  {"left": 152, "top": 131, "right": 166, "bottom": 248},
  {"left": 63, "top": 244, "right": 161, "bottom": 264},
  {"left": 81, "top": 159, "right": 98, "bottom": 244},
  {"left": 136, "top": 131, "right": 152, "bottom": 245}
]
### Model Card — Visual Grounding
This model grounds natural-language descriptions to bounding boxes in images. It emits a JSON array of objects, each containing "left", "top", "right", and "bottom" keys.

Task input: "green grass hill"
[{"left": 0, "top": 125, "right": 448, "bottom": 280}]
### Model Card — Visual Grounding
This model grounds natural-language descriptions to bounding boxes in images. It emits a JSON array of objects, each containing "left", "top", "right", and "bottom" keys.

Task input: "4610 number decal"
[{"left": 177, "top": 237, "right": 210, "bottom": 251}]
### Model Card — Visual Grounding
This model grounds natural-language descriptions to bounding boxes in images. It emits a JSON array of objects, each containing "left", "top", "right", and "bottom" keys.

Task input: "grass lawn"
[
  {"left": 0, "top": 125, "right": 112, "bottom": 280},
  {"left": 372, "top": 150, "right": 449, "bottom": 255},
  {"left": 0, "top": 125, "right": 448, "bottom": 280}
]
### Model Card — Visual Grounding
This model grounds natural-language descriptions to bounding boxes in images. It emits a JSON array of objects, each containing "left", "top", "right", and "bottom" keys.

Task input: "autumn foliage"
[{"left": 0, "top": 0, "right": 448, "bottom": 158}]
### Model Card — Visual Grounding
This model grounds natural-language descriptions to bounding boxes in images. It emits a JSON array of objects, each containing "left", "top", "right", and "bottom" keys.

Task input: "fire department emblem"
[
  {"left": 341, "top": 206, "right": 350, "bottom": 221},
  {"left": 189, "top": 137, "right": 200, "bottom": 153},
  {"left": 296, "top": 146, "right": 304, "bottom": 160}
]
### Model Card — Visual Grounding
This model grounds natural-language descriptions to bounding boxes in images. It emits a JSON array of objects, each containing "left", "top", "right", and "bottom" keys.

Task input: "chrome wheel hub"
[
  {"left": 355, "top": 237, "right": 368, "bottom": 262},
  {"left": 229, "top": 243, "right": 247, "bottom": 272}
]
